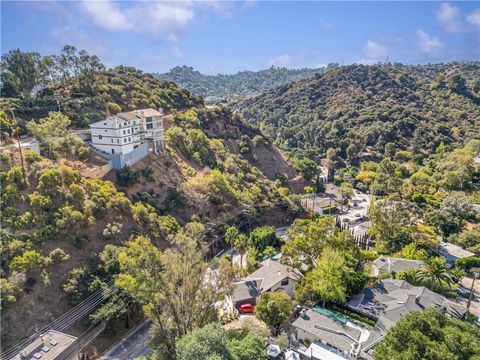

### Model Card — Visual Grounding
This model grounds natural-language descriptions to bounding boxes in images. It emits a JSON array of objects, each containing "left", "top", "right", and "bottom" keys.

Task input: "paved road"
[{"left": 102, "top": 321, "right": 151, "bottom": 359}]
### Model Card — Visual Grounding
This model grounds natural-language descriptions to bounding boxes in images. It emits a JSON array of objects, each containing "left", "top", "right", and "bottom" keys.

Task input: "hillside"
[
  {"left": 157, "top": 65, "right": 326, "bottom": 103},
  {"left": 0, "top": 47, "right": 307, "bottom": 350},
  {"left": 3, "top": 66, "right": 204, "bottom": 130},
  {"left": 236, "top": 63, "right": 480, "bottom": 159}
]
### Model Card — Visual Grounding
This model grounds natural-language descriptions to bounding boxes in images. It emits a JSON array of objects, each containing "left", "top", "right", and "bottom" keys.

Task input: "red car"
[{"left": 239, "top": 303, "right": 255, "bottom": 313}]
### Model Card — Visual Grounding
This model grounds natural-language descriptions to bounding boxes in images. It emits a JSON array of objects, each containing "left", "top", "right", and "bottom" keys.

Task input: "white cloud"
[
  {"left": 466, "top": 9, "right": 480, "bottom": 29},
  {"left": 81, "top": 1, "right": 130, "bottom": 32},
  {"left": 416, "top": 30, "right": 444, "bottom": 55},
  {"left": 127, "top": 3, "right": 195, "bottom": 41},
  {"left": 268, "top": 54, "right": 291, "bottom": 67},
  {"left": 361, "top": 40, "right": 388, "bottom": 63},
  {"left": 80, "top": 1, "right": 199, "bottom": 41},
  {"left": 437, "top": 2, "right": 463, "bottom": 33},
  {"left": 320, "top": 18, "right": 333, "bottom": 31}
]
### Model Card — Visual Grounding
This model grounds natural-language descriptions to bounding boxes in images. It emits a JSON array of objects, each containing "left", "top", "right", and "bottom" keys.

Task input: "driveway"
[{"left": 338, "top": 190, "right": 373, "bottom": 237}]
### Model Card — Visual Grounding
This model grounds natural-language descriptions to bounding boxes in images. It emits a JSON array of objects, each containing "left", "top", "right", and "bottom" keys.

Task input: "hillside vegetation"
[
  {"left": 157, "top": 65, "right": 327, "bottom": 103},
  {"left": 236, "top": 63, "right": 480, "bottom": 159},
  {"left": 0, "top": 46, "right": 306, "bottom": 350},
  {"left": 1, "top": 46, "right": 203, "bottom": 130}
]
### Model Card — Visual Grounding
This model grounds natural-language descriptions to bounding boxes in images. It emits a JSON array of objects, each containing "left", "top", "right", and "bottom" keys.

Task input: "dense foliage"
[
  {"left": 176, "top": 322, "right": 267, "bottom": 360},
  {"left": 374, "top": 307, "right": 480, "bottom": 360},
  {"left": 1, "top": 46, "right": 203, "bottom": 128},
  {"left": 237, "top": 63, "right": 480, "bottom": 158},
  {"left": 157, "top": 65, "right": 326, "bottom": 103}
]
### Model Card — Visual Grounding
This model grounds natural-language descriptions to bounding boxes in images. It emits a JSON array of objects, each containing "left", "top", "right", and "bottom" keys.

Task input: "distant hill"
[
  {"left": 235, "top": 62, "right": 480, "bottom": 158},
  {"left": 156, "top": 65, "right": 328, "bottom": 103}
]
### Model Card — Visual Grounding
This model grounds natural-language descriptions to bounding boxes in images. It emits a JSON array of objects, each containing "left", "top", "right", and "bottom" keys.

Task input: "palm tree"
[
  {"left": 224, "top": 226, "right": 248, "bottom": 268},
  {"left": 235, "top": 234, "right": 249, "bottom": 268},
  {"left": 416, "top": 256, "right": 452, "bottom": 291}
]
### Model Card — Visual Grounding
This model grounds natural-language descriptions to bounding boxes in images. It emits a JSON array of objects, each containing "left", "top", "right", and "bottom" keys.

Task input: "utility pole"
[
  {"left": 467, "top": 268, "right": 479, "bottom": 310},
  {"left": 9, "top": 108, "right": 27, "bottom": 184}
]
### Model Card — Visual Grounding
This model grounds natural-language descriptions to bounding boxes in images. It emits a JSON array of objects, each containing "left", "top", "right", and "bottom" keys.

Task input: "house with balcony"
[{"left": 89, "top": 108, "right": 163, "bottom": 156}]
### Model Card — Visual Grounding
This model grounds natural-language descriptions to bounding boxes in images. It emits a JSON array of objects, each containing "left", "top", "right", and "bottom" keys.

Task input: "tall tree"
[
  {"left": 1, "top": 49, "right": 42, "bottom": 99},
  {"left": 303, "top": 247, "right": 346, "bottom": 306},
  {"left": 416, "top": 256, "right": 452, "bottom": 291},
  {"left": 117, "top": 225, "right": 225, "bottom": 360},
  {"left": 374, "top": 308, "right": 480, "bottom": 360}
]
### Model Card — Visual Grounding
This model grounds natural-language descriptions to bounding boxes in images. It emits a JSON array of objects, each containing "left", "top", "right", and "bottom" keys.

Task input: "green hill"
[
  {"left": 157, "top": 65, "right": 327, "bottom": 103},
  {"left": 236, "top": 63, "right": 480, "bottom": 159}
]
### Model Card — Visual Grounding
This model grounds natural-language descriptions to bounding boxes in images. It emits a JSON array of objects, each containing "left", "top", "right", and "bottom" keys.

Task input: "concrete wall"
[
  {"left": 88, "top": 141, "right": 149, "bottom": 170},
  {"left": 110, "top": 142, "right": 149, "bottom": 169}
]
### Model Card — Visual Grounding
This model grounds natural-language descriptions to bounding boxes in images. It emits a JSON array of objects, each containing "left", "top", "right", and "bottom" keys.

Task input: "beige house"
[{"left": 245, "top": 259, "right": 303, "bottom": 299}]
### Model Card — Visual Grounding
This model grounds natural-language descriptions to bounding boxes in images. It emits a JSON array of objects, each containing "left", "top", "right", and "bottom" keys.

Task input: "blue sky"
[{"left": 2, "top": 1, "right": 479, "bottom": 74}]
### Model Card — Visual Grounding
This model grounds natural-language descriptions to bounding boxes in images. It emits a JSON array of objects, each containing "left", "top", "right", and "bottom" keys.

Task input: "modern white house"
[{"left": 89, "top": 108, "right": 164, "bottom": 155}]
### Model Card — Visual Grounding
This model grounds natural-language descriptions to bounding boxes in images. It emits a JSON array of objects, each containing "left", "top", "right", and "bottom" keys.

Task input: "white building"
[{"left": 89, "top": 108, "right": 163, "bottom": 155}]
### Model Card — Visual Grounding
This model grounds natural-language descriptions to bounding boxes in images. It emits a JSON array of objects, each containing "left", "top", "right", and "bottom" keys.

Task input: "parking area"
[{"left": 338, "top": 190, "right": 373, "bottom": 237}]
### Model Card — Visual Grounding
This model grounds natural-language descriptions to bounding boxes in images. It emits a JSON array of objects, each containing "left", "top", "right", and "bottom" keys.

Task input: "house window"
[
  {"left": 124, "top": 138, "right": 126, "bottom": 143},
  {"left": 123, "top": 130, "right": 126, "bottom": 135},
  {"left": 281, "top": 278, "right": 289, "bottom": 286},
  {"left": 128, "top": 137, "right": 131, "bottom": 142},
  {"left": 98, "top": 135, "right": 103, "bottom": 140},
  {"left": 111, "top": 149, "right": 115, "bottom": 154},
  {"left": 127, "top": 129, "right": 130, "bottom": 134},
  {"left": 105, "top": 129, "right": 107, "bottom": 132},
  {"left": 111, "top": 139, "right": 113, "bottom": 143},
  {"left": 117, "top": 139, "right": 119, "bottom": 143},
  {"left": 104, "top": 122, "right": 107, "bottom": 125}
]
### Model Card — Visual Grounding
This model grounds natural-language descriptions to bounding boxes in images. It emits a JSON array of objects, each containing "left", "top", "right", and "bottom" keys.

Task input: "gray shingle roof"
[
  {"left": 373, "top": 257, "right": 424, "bottom": 275},
  {"left": 347, "top": 279, "right": 467, "bottom": 332},
  {"left": 438, "top": 242, "right": 476, "bottom": 262},
  {"left": 292, "top": 308, "right": 362, "bottom": 352},
  {"left": 245, "top": 260, "right": 302, "bottom": 292},
  {"left": 231, "top": 280, "right": 261, "bottom": 303}
]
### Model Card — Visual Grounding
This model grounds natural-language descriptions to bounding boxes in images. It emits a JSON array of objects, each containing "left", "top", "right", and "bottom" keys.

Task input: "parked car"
[{"left": 239, "top": 303, "right": 255, "bottom": 313}]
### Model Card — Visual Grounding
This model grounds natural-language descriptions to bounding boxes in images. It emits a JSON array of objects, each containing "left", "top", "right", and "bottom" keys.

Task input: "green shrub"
[{"left": 24, "top": 150, "right": 42, "bottom": 164}]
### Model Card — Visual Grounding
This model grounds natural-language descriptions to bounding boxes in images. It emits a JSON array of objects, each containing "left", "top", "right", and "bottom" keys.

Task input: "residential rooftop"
[
  {"left": 372, "top": 256, "right": 424, "bottom": 276},
  {"left": 347, "top": 279, "right": 467, "bottom": 332},
  {"left": 292, "top": 307, "right": 367, "bottom": 354},
  {"left": 438, "top": 241, "right": 476, "bottom": 262},
  {"left": 12, "top": 330, "right": 77, "bottom": 360},
  {"left": 245, "top": 259, "right": 302, "bottom": 292},
  {"left": 231, "top": 280, "right": 261, "bottom": 304}
]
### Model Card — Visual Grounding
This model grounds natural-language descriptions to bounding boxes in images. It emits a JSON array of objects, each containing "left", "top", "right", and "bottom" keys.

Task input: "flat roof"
[
  {"left": 12, "top": 330, "right": 77, "bottom": 360},
  {"left": 301, "top": 342, "right": 348, "bottom": 360}
]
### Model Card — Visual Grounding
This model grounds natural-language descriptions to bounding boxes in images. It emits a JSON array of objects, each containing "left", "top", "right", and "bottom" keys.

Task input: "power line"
[{"left": 2, "top": 280, "right": 117, "bottom": 360}]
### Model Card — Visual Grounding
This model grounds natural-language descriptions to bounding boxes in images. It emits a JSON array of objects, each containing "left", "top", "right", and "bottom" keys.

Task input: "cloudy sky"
[{"left": 2, "top": 1, "right": 479, "bottom": 74}]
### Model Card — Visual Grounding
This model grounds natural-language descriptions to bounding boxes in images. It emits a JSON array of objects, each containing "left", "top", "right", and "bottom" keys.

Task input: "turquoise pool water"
[{"left": 313, "top": 306, "right": 348, "bottom": 324}]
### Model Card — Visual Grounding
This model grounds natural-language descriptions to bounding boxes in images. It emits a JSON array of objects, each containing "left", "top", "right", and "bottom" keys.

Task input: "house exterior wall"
[
  {"left": 267, "top": 278, "right": 298, "bottom": 298},
  {"left": 294, "top": 329, "right": 350, "bottom": 359},
  {"left": 90, "top": 117, "right": 144, "bottom": 155}
]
